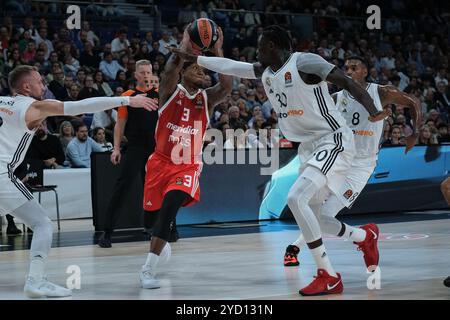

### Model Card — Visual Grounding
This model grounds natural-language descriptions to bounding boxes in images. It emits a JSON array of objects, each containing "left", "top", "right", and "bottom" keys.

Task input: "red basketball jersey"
[{"left": 155, "top": 84, "right": 209, "bottom": 164}]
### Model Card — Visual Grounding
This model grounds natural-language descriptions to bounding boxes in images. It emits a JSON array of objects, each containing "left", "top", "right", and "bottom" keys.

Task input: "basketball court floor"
[{"left": 1, "top": 211, "right": 450, "bottom": 300}]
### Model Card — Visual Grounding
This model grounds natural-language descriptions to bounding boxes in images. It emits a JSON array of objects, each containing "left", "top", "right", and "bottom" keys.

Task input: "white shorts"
[
  {"left": 0, "top": 171, "right": 34, "bottom": 215},
  {"left": 298, "top": 127, "right": 355, "bottom": 205},
  {"left": 331, "top": 158, "right": 376, "bottom": 208}
]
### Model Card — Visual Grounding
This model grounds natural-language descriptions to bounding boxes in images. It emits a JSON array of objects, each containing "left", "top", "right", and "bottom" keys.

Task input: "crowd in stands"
[{"left": 0, "top": 0, "right": 449, "bottom": 169}]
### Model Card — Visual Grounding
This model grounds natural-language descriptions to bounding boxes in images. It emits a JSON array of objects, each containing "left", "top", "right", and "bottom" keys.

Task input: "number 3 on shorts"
[{"left": 183, "top": 175, "right": 192, "bottom": 187}]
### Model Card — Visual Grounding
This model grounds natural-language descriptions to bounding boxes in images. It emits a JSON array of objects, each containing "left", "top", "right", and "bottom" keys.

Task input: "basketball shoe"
[
  {"left": 140, "top": 267, "right": 160, "bottom": 289},
  {"left": 24, "top": 276, "right": 72, "bottom": 298},
  {"left": 354, "top": 223, "right": 379, "bottom": 270},
  {"left": 299, "top": 269, "right": 343, "bottom": 296},
  {"left": 284, "top": 245, "right": 300, "bottom": 266}
]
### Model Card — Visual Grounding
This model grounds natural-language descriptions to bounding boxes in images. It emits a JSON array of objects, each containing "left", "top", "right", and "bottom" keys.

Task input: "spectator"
[
  {"left": 93, "top": 70, "right": 114, "bottom": 97},
  {"left": 247, "top": 105, "right": 264, "bottom": 128},
  {"left": 79, "top": 41, "right": 101, "bottom": 72},
  {"left": 21, "top": 40, "right": 36, "bottom": 64},
  {"left": 237, "top": 99, "right": 251, "bottom": 122},
  {"left": 149, "top": 40, "right": 163, "bottom": 62},
  {"left": 63, "top": 54, "right": 80, "bottom": 77},
  {"left": 92, "top": 127, "right": 113, "bottom": 152},
  {"left": 111, "top": 29, "right": 130, "bottom": 58},
  {"left": 33, "top": 27, "right": 54, "bottom": 53},
  {"left": 66, "top": 124, "right": 105, "bottom": 168},
  {"left": 90, "top": 109, "right": 116, "bottom": 142},
  {"left": 417, "top": 125, "right": 438, "bottom": 145},
  {"left": 81, "top": 21, "right": 100, "bottom": 47},
  {"left": 438, "top": 124, "right": 450, "bottom": 143},
  {"left": 228, "top": 105, "right": 248, "bottom": 130},
  {"left": 99, "top": 52, "right": 125, "bottom": 81},
  {"left": 76, "top": 69, "right": 87, "bottom": 87},
  {"left": 255, "top": 81, "right": 268, "bottom": 104},
  {"left": 48, "top": 68, "right": 69, "bottom": 101},
  {"left": 158, "top": 30, "right": 176, "bottom": 56},
  {"left": 27, "top": 120, "right": 66, "bottom": 169},
  {"left": 383, "top": 125, "right": 405, "bottom": 146},
  {"left": 77, "top": 75, "right": 101, "bottom": 100},
  {"left": 245, "top": 89, "right": 261, "bottom": 111},
  {"left": 58, "top": 121, "right": 75, "bottom": 156},
  {"left": 395, "top": 114, "right": 413, "bottom": 137},
  {"left": 67, "top": 84, "right": 80, "bottom": 101},
  {"left": 134, "top": 42, "right": 152, "bottom": 61}
]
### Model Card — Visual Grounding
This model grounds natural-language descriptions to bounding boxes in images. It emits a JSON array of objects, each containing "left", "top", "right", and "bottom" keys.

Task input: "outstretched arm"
[
  {"left": 205, "top": 28, "right": 233, "bottom": 114},
  {"left": 379, "top": 85, "right": 422, "bottom": 153},
  {"left": 167, "top": 46, "right": 263, "bottom": 79},
  {"left": 25, "top": 95, "right": 158, "bottom": 130},
  {"left": 327, "top": 68, "right": 385, "bottom": 122}
]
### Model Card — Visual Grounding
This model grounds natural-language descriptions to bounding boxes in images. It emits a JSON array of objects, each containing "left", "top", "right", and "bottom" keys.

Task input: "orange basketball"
[{"left": 188, "top": 18, "right": 219, "bottom": 52}]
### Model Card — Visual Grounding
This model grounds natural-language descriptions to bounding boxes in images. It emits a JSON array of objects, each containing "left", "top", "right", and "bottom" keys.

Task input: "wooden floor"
[{"left": 1, "top": 215, "right": 450, "bottom": 300}]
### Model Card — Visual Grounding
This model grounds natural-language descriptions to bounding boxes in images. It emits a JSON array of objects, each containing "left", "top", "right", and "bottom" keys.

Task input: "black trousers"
[{"left": 103, "top": 145, "right": 151, "bottom": 232}]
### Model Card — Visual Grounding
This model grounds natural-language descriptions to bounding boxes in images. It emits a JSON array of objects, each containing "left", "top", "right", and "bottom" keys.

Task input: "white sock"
[
  {"left": 292, "top": 234, "right": 306, "bottom": 249},
  {"left": 144, "top": 252, "right": 160, "bottom": 270},
  {"left": 310, "top": 244, "right": 337, "bottom": 277},
  {"left": 29, "top": 256, "right": 46, "bottom": 280},
  {"left": 341, "top": 224, "right": 366, "bottom": 242}
]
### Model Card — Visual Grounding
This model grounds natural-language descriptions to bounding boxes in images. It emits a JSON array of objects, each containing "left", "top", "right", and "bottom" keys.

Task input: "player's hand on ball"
[
  {"left": 165, "top": 45, "right": 198, "bottom": 62},
  {"left": 111, "top": 149, "right": 121, "bottom": 165},
  {"left": 211, "top": 27, "right": 224, "bottom": 56},
  {"left": 129, "top": 94, "right": 158, "bottom": 111}
]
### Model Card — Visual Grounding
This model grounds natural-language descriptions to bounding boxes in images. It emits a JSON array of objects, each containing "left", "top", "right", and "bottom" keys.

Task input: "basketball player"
[
  {"left": 139, "top": 26, "right": 232, "bottom": 289},
  {"left": 283, "top": 56, "right": 421, "bottom": 270},
  {"left": 0, "top": 65, "right": 157, "bottom": 298},
  {"left": 169, "top": 25, "right": 387, "bottom": 295},
  {"left": 440, "top": 177, "right": 450, "bottom": 287},
  {"left": 98, "top": 60, "right": 178, "bottom": 248}
]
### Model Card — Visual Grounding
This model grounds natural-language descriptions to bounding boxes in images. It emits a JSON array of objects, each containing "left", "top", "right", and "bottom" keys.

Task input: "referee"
[{"left": 98, "top": 59, "right": 178, "bottom": 248}]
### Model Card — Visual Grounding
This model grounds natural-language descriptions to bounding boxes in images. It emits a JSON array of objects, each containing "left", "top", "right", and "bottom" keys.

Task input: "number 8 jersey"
[
  {"left": 335, "top": 83, "right": 384, "bottom": 161},
  {"left": 261, "top": 52, "right": 347, "bottom": 143}
]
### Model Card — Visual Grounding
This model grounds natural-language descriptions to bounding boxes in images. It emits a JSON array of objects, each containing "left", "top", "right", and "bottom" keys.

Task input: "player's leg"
[
  {"left": 10, "top": 199, "right": 71, "bottom": 298},
  {"left": 98, "top": 146, "right": 147, "bottom": 248},
  {"left": 284, "top": 193, "right": 325, "bottom": 267},
  {"left": 140, "top": 190, "right": 190, "bottom": 289},
  {"left": 143, "top": 210, "right": 172, "bottom": 265},
  {"left": 440, "top": 177, "right": 450, "bottom": 287},
  {"left": 287, "top": 166, "right": 343, "bottom": 296}
]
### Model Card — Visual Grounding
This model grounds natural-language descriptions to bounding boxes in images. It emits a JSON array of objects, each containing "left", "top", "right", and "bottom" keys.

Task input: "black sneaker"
[
  {"left": 6, "top": 225, "right": 22, "bottom": 236},
  {"left": 444, "top": 276, "right": 450, "bottom": 288},
  {"left": 284, "top": 245, "right": 300, "bottom": 266},
  {"left": 27, "top": 227, "right": 33, "bottom": 234},
  {"left": 98, "top": 231, "right": 112, "bottom": 248}
]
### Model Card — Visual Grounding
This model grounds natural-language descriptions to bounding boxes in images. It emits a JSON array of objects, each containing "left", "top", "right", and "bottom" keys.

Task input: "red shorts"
[{"left": 143, "top": 152, "right": 202, "bottom": 211}]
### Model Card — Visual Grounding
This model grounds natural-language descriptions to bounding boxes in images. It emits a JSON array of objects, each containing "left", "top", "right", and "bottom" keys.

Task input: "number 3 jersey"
[
  {"left": 335, "top": 83, "right": 384, "bottom": 161},
  {"left": 154, "top": 84, "right": 209, "bottom": 164},
  {"left": 261, "top": 52, "right": 347, "bottom": 143}
]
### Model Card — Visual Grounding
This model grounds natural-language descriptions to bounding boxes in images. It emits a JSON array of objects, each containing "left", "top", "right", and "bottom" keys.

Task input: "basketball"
[{"left": 188, "top": 18, "right": 219, "bottom": 52}]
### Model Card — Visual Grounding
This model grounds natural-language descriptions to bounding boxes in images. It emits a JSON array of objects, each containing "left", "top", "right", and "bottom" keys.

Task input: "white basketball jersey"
[
  {"left": 262, "top": 52, "right": 347, "bottom": 142},
  {"left": 335, "top": 83, "right": 384, "bottom": 161},
  {"left": 0, "top": 95, "right": 36, "bottom": 174}
]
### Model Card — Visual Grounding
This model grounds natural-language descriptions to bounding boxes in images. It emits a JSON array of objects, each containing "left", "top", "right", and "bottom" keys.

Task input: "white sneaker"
[
  {"left": 159, "top": 243, "right": 171, "bottom": 265},
  {"left": 140, "top": 267, "right": 160, "bottom": 289},
  {"left": 24, "top": 277, "right": 72, "bottom": 298}
]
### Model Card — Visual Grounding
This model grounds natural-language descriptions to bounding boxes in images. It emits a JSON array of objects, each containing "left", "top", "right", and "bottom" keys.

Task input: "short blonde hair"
[{"left": 135, "top": 59, "right": 152, "bottom": 69}]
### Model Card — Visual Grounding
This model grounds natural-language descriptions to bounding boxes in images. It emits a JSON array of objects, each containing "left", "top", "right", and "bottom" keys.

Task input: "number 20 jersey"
[
  {"left": 335, "top": 83, "right": 384, "bottom": 161},
  {"left": 261, "top": 52, "right": 347, "bottom": 143}
]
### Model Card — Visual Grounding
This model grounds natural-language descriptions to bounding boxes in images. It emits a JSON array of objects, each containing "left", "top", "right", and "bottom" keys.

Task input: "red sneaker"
[
  {"left": 354, "top": 223, "right": 379, "bottom": 270},
  {"left": 284, "top": 245, "right": 300, "bottom": 266},
  {"left": 299, "top": 269, "right": 343, "bottom": 296}
]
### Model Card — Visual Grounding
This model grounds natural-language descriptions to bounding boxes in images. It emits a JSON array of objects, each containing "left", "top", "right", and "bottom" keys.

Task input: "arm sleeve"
[
  {"left": 63, "top": 96, "right": 130, "bottom": 116},
  {"left": 197, "top": 56, "right": 257, "bottom": 79},
  {"left": 296, "top": 53, "right": 336, "bottom": 80}
]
